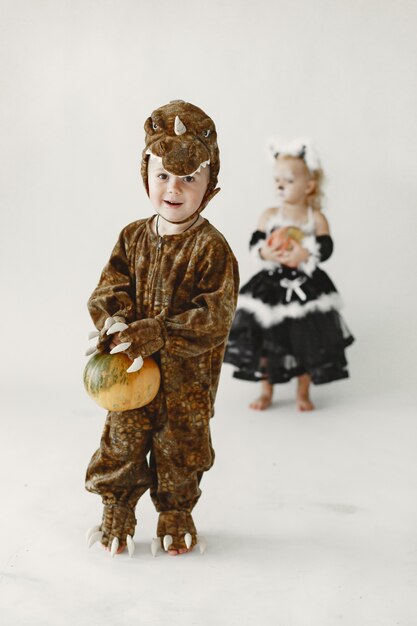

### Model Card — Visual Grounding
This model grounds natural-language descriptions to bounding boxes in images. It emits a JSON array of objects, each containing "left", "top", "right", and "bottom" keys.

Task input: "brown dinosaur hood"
[{"left": 141, "top": 100, "right": 220, "bottom": 213}]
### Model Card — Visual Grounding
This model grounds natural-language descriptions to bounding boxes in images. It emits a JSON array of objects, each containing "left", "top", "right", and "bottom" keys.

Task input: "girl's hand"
[
  {"left": 276, "top": 240, "right": 310, "bottom": 268},
  {"left": 259, "top": 243, "right": 283, "bottom": 262}
]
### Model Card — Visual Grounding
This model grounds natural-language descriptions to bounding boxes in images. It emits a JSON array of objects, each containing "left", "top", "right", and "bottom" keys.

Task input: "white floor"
[{"left": 1, "top": 355, "right": 416, "bottom": 626}]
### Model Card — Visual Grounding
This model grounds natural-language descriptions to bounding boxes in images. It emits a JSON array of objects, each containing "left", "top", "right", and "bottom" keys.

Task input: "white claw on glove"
[
  {"left": 151, "top": 538, "right": 159, "bottom": 557},
  {"left": 110, "top": 342, "right": 132, "bottom": 354},
  {"left": 110, "top": 537, "right": 119, "bottom": 558},
  {"left": 107, "top": 322, "right": 129, "bottom": 335},
  {"left": 104, "top": 317, "right": 116, "bottom": 330},
  {"left": 85, "top": 345, "right": 99, "bottom": 357},
  {"left": 197, "top": 536, "right": 207, "bottom": 554},
  {"left": 86, "top": 525, "right": 103, "bottom": 548},
  {"left": 88, "top": 330, "right": 100, "bottom": 340},
  {"left": 163, "top": 535, "right": 173, "bottom": 552},
  {"left": 184, "top": 533, "right": 192, "bottom": 549},
  {"left": 126, "top": 356, "right": 144, "bottom": 373},
  {"left": 126, "top": 535, "right": 135, "bottom": 558}
]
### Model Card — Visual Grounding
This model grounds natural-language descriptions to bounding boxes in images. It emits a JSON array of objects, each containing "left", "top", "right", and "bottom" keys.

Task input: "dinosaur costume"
[{"left": 85, "top": 101, "right": 239, "bottom": 556}]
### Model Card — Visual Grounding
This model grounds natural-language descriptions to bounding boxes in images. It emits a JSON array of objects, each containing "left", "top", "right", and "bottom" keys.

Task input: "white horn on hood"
[{"left": 174, "top": 116, "right": 187, "bottom": 135}]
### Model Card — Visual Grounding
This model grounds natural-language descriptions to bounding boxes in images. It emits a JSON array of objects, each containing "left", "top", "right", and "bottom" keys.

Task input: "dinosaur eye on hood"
[
  {"left": 202, "top": 129, "right": 211, "bottom": 138},
  {"left": 144, "top": 115, "right": 165, "bottom": 134}
]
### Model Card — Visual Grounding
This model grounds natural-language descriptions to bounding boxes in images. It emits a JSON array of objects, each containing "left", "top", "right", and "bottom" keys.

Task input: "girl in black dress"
[{"left": 224, "top": 139, "right": 354, "bottom": 411}]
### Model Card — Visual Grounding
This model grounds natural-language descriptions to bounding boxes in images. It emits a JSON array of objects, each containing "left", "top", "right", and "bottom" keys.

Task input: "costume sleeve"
[
  {"left": 298, "top": 234, "right": 334, "bottom": 276},
  {"left": 119, "top": 238, "right": 239, "bottom": 360},
  {"left": 88, "top": 227, "right": 136, "bottom": 331},
  {"left": 317, "top": 235, "right": 333, "bottom": 261}
]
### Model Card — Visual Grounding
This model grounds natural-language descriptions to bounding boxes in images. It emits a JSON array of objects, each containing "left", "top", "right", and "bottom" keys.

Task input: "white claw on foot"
[
  {"left": 151, "top": 538, "right": 159, "bottom": 557},
  {"left": 104, "top": 317, "right": 115, "bottom": 330},
  {"left": 107, "top": 322, "right": 129, "bottom": 335},
  {"left": 87, "top": 530, "right": 103, "bottom": 548},
  {"left": 163, "top": 535, "right": 173, "bottom": 552},
  {"left": 85, "top": 345, "right": 99, "bottom": 356},
  {"left": 110, "top": 537, "right": 119, "bottom": 557},
  {"left": 110, "top": 342, "right": 132, "bottom": 354},
  {"left": 197, "top": 536, "right": 207, "bottom": 554},
  {"left": 184, "top": 533, "right": 192, "bottom": 549},
  {"left": 88, "top": 330, "right": 100, "bottom": 340},
  {"left": 86, "top": 525, "right": 101, "bottom": 544},
  {"left": 126, "top": 356, "right": 144, "bottom": 373},
  {"left": 126, "top": 535, "right": 135, "bottom": 558}
]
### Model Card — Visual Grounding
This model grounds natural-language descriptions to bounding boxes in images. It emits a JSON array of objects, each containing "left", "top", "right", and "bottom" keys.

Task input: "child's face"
[
  {"left": 274, "top": 157, "right": 315, "bottom": 206},
  {"left": 148, "top": 158, "right": 210, "bottom": 222}
]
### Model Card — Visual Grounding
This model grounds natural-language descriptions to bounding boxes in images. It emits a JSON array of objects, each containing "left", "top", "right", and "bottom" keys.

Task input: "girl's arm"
[
  {"left": 280, "top": 211, "right": 333, "bottom": 274},
  {"left": 250, "top": 207, "right": 284, "bottom": 264}
]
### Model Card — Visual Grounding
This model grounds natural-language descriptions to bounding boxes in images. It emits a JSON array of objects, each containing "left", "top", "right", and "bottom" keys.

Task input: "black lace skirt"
[{"left": 224, "top": 266, "right": 354, "bottom": 385}]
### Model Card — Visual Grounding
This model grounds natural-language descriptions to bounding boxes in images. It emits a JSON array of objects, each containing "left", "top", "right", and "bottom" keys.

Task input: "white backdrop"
[
  {"left": 1, "top": 0, "right": 416, "bottom": 391},
  {"left": 1, "top": 1, "right": 417, "bottom": 623}
]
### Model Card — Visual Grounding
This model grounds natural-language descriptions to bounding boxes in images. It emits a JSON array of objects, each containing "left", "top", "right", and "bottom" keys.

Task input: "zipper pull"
[{"left": 157, "top": 236, "right": 162, "bottom": 250}]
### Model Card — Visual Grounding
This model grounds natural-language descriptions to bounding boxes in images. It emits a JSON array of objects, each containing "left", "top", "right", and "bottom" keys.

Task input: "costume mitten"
[
  {"left": 110, "top": 318, "right": 165, "bottom": 368},
  {"left": 85, "top": 315, "right": 127, "bottom": 357},
  {"left": 156, "top": 510, "right": 197, "bottom": 552}
]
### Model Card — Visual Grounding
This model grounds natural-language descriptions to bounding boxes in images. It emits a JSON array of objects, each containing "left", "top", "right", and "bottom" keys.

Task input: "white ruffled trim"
[
  {"left": 250, "top": 239, "right": 280, "bottom": 272},
  {"left": 266, "top": 207, "right": 316, "bottom": 237},
  {"left": 298, "top": 235, "right": 321, "bottom": 277},
  {"left": 237, "top": 292, "right": 343, "bottom": 327}
]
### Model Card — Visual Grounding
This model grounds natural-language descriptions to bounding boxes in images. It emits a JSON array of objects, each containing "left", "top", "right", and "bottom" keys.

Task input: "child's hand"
[
  {"left": 276, "top": 240, "right": 310, "bottom": 268},
  {"left": 259, "top": 243, "right": 283, "bottom": 262}
]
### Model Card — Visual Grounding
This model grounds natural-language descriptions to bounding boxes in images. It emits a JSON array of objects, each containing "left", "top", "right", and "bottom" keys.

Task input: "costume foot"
[
  {"left": 151, "top": 511, "right": 203, "bottom": 557},
  {"left": 150, "top": 534, "right": 206, "bottom": 557},
  {"left": 297, "top": 397, "right": 315, "bottom": 411},
  {"left": 86, "top": 503, "right": 137, "bottom": 557},
  {"left": 249, "top": 395, "right": 272, "bottom": 411}
]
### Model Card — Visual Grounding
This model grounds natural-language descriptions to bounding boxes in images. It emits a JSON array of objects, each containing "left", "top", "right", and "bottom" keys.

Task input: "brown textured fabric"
[
  {"left": 100, "top": 504, "right": 137, "bottom": 548},
  {"left": 157, "top": 511, "right": 197, "bottom": 551},
  {"left": 141, "top": 100, "right": 220, "bottom": 214},
  {"left": 86, "top": 217, "right": 239, "bottom": 548}
]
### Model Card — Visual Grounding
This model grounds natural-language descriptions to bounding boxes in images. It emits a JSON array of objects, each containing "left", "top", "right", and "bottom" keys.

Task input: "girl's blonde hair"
[
  {"left": 308, "top": 165, "right": 325, "bottom": 212},
  {"left": 270, "top": 138, "right": 325, "bottom": 211}
]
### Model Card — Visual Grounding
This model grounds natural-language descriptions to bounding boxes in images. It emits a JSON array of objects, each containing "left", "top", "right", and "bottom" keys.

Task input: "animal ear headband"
[
  {"left": 269, "top": 138, "right": 321, "bottom": 173},
  {"left": 141, "top": 100, "right": 220, "bottom": 220}
]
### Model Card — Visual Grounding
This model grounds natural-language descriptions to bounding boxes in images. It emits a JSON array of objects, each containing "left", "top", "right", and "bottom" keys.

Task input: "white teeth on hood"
[
  {"left": 192, "top": 159, "right": 210, "bottom": 175},
  {"left": 146, "top": 150, "right": 163, "bottom": 163},
  {"left": 146, "top": 150, "right": 210, "bottom": 178}
]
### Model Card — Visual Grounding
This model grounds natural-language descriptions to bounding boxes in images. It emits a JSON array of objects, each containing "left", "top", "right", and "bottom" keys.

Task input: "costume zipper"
[{"left": 148, "top": 235, "right": 163, "bottom": 312}]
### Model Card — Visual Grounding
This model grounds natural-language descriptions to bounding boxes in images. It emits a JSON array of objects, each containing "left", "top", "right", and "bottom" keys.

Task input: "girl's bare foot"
[
  {"left": 250, "top": 395, "right": 273, "bottom": 410},
  {"left": 297, "top": 397, "right": 315, "bottom": 411},
  {"left": 297, "top": 373, "right": 314, "bottom": 411},
  {"left": 250, "top": 379, "right": 273, "bottom": 410}
]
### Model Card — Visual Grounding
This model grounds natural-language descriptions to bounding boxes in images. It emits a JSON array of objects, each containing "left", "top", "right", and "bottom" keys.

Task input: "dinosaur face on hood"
[{"left": 141, "top": 100, "right": 220, "bottom": 212}]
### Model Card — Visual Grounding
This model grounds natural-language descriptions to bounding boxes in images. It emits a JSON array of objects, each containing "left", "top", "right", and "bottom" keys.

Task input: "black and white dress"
[{"left": 224, "top": 208, "right": 354, "bottom": 384}]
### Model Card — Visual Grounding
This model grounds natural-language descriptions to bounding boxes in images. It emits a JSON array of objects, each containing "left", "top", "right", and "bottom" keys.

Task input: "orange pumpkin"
[
  {"left": 84, "top": 353, "right": 161, "bottom": 412},
  {"left": 266, "top": 226, "right": 304, "bottom": 251}
]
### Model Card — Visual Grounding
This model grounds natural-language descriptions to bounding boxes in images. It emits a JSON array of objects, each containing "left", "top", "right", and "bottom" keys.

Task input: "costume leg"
[
  {"left": 149, "top": 410, "right": 215, "bottom": 552},
  {"left": 85, "top": 395, "right": 160, "bottom": 548}
]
